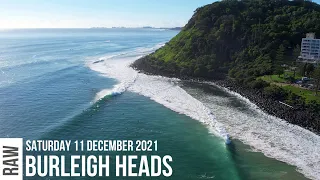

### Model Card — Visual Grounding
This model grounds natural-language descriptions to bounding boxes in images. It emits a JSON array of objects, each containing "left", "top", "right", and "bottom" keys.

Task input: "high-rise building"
[{"left": 299, "top": 33, "right": 320, "bottom": 64}]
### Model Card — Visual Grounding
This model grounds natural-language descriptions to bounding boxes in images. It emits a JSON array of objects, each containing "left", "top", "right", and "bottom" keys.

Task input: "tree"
[
  {"left": 263, "top": 85, "right": 287, "bottom": 100},
  {"left": 275, "top": 66, "right": 284, "bottom": 78},
  {"left": 292, "top": 45, "right": 300, "bottom": 78},
  {"left": 300, "top": 63, "right": 307, "bottom": 77},
  {"left": 312, "top": 66, "right": 320, "bottom": 95},
  {"left": 276, "top": 45, "right": 286, "bottom": 63},
  {"left": 306, "top": 63, "right": 315, "bottom": 77},
  {"left": 293, "top": 44, "right": 301, "bottom": 61},
  {"left": 291, "top": 61, "right": 298, "bottom": 78}
]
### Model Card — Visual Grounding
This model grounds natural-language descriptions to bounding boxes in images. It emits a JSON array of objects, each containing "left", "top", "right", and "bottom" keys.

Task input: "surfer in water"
[{"left": 225, "top": 135, "right": 231, "bottom": 145}]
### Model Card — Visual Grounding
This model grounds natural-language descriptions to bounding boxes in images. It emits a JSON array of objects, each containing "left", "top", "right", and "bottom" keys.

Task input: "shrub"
[
  {"left": 263, "top": 85, "right": 287, "bottom": 100},
  {"left": 249, "top": 79, "right": 270, "bottom": 89}
]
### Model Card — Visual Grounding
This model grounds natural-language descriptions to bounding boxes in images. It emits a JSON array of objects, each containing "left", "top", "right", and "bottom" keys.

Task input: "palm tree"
[{"left": 312, "top": 66, "right": 320, "bottom": 95}]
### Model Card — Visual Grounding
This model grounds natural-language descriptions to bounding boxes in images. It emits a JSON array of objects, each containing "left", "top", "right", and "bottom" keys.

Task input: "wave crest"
[{"left": 87, "top": 44, "right": 230, "bottom": 142}]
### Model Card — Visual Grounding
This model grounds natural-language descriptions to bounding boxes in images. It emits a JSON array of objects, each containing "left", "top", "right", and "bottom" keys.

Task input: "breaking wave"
[
  {"left": 87, "top": 43, "right": 320, "bottom": 179},
  {"left": 87, "top": 44, "right": 230, "bottom": 142},
  {"left": 187, "top": 82, "right": 320, "bottom": 180}
]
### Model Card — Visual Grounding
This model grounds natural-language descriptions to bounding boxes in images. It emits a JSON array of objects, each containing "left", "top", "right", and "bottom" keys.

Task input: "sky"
[
  {"left": 0, "top": 0, "right": 217, "bottom": 29},
  {"left": 2, "top": 0, "right": 320, "bottom": 29}
]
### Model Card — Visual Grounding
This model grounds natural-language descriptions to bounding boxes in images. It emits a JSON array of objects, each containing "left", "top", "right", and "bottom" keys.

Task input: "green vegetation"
[
  {"left": 282, "top": 85, "right": 320, "bottom": 103},
  {"left": 137, "top": 0, "right": 320, "bottom": 79},
  {"left": 259, "top": 75, "right": 288, "bottom": 84},
  {"left": 312, "top": 66, "right": 320, "bottom": 95},
  {"left": 133, "top": 0, "right": 320, "bottom": 119}
]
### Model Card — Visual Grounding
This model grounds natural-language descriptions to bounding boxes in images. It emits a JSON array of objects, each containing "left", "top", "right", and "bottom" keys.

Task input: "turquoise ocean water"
[{"left": 0, "top": 29, "right": 312, "bottom": 179}]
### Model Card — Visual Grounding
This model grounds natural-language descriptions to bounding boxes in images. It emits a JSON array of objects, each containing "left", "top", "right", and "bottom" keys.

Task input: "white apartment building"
[{"left": 299, "top": 33, "right": 320, "bottom": 64}]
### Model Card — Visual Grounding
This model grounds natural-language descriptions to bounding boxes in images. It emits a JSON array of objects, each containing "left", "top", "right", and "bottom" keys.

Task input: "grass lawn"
[
  {"left": 258, "top": 73, "right": 320, "bottom": 103},
  {"left": 282, "top": 85, "right": 320, "bottom": 103},
  {"left": 259, "top": 71, "right": 302, "bottom": 84},
  {"left": 285, "top": 71, "right": 302, "bottom": 80},
  {"left": 259, "top": 75, "right": 288, "bottom": 83}
]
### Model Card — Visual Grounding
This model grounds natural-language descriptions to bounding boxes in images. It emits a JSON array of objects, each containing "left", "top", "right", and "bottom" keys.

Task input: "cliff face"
[{"left": 133, "top": 0, "right": 320, "bottom": 80}]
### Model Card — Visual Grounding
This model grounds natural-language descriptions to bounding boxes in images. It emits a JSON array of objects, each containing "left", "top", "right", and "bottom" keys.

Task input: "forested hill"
[{"left": 133, "top": 0, "right": 320, "bottom": 80}]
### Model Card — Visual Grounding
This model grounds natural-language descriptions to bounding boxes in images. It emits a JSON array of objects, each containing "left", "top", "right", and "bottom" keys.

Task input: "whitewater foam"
[
  {"left": 89, "top": 57, "right": 138, "bottom": 102},
  {"left": 129, "top": 74, "right": 229, "bottom": 141},
  {"left": 87, "top": 45, "right": 229, "bottom": 142},
  {"left": 185, "top": 82, "right": 320, "bottom": 180},
  {"left": 88, "top": 43, "right": 320, "bottom": 180}
]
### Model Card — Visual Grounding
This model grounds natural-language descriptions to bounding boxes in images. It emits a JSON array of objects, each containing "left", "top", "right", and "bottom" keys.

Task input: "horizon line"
[{"left": 0, "top": 26, "right": 183, "bottom": 30}]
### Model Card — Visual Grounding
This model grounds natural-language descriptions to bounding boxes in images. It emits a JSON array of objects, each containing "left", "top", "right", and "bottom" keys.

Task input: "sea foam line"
[
  {"left": 87, "top": 44, "right": 230, "bottom": 142},
  {"left": 130, "top": 73, "right": 229, "bottom": 141},
  {"left": 197, "top": 81, "right": 320, "bottom": 180},
  {"left": 88, "top": 43, "right": 320, "bottom": 179}
]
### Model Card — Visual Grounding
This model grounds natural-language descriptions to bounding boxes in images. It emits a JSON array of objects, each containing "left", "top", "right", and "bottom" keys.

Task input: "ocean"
[{"left": 0, "top": 28, "right": 318, "bottom": 180}]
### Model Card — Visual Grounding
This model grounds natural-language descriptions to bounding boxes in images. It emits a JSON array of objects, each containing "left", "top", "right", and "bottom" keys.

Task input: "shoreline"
[
  {"left": 132, "top": 64, "right": 320, "bottom": 136},
  {"left": 213, "top": 79, "right": 320, "bottom": 135},
  {"left": 131, "top": 64, "right": 320, "bottom": 180},
  {"left": 89, "top": 52, "right": 320, "bottom": 179}
]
